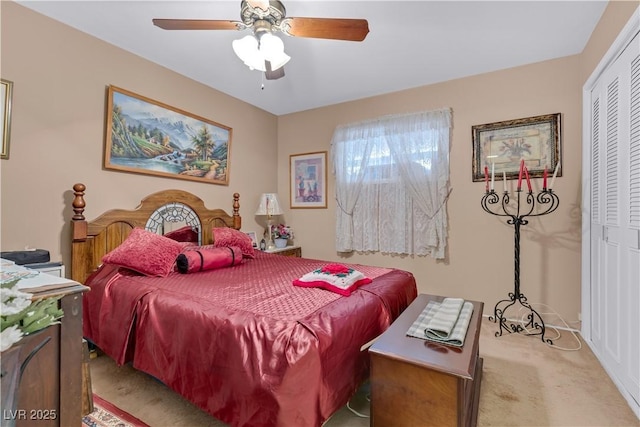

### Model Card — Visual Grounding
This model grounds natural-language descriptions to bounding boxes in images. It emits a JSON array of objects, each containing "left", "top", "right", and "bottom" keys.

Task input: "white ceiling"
[{"left": 16, "top": 0, "right": 608, "bottom": 116}]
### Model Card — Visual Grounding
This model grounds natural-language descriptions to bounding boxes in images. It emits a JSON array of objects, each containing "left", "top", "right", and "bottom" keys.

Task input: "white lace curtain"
[{"left": 331, "top": 108, "right": 451, "bottom": 258}]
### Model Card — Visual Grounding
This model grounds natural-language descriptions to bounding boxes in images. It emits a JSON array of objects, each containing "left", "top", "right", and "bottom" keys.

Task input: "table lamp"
[{"left": 255, "top": 193, "right": 283, "bottom": 250}]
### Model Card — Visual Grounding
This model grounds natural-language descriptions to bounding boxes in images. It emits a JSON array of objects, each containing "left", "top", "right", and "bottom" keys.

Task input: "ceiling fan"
[{"left": 153, "top": 0, "right": 369, "bottom": 80}]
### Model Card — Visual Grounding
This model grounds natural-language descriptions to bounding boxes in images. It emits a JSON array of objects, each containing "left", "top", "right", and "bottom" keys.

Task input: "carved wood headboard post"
[
  {"left": 72, "top": 183, "right": 88, "bottom": 241},
  {"left": 232, "top": 193, "right": 241, "bottom": 230},
  {"left": 71, "top": 183, "right": 90, "bottom": 283}
]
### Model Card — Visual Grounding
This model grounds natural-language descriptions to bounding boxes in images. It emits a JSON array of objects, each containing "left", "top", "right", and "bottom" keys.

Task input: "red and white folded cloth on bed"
[{"left": 292, "top": 263, "right": 372, "bottom": 296}]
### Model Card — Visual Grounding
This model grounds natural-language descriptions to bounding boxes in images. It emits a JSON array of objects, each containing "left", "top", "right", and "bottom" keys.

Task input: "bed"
[{"left": 70, "top": 183, "right": 417, "bottom": 427}]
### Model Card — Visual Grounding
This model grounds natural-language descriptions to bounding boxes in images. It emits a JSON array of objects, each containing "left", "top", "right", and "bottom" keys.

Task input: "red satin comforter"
[{"left": 83, "top": 251, "right": 417, "bottom": 427}]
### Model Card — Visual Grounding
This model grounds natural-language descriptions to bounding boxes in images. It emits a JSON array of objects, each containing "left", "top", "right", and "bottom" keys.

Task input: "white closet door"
[
  {"left": 626, "top": 45, "right": 640, "bottom": 405},
  {"left": 590, "top": 90, "right": 604, "bottom": 352},
  {"left": 589, "top": 30, "right": 640, "bottom": 408}
]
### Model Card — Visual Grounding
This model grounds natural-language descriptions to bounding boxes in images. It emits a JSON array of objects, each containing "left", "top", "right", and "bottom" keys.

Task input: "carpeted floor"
[{"left": 89, "top": 317, "right": 639, "bottom": 426}]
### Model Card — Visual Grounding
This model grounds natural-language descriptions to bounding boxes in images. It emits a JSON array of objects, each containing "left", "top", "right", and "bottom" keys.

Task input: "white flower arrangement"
[
  {"left": 272, "top": 224, "right": 294, "bottom": 240},
  {"left": 1, "top": 278, "right": 64, "bottom": 352}
]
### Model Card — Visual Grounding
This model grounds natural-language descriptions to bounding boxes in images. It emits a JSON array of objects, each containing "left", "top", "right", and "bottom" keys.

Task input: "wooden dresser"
[
  {"left": 369, "top": 294, "right": 484, "bottom": 427},
  {"left": 1, "top": 284, "right": 88, "bottom": 426}
]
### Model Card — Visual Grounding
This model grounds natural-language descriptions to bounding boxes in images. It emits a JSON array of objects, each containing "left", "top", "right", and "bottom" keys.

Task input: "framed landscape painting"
[
  {"left": 290, "top": 151, "right": 327, "bottom": 208},
  {"left": 104, "top": 85, "right": 232, "bottom": 185}
]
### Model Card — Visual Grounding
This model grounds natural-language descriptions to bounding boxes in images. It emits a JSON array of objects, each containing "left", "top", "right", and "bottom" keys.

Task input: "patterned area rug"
[{"left": 82, "top": 394, "right": 149, "bottom": 427}]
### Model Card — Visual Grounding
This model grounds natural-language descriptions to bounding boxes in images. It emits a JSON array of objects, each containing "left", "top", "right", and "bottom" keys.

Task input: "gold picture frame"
[
  {"left": 104, "top": 85, "right": 232, "bottom": 185},
  {"left": 1, "top": 79, "right": 13, "bottom": 160},
  {"left": 472, "top": 113, "right": 561, "bottom": 182}
]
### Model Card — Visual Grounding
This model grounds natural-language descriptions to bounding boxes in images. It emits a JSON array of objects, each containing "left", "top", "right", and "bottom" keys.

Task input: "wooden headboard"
[{"left": 70, "top": 183, "right": 241, "bottom": 284}]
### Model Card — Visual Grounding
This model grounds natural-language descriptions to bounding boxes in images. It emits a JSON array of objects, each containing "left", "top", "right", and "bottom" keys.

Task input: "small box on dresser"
[{"left": 369, "top": 294, "right": 484, "bottom": 427}]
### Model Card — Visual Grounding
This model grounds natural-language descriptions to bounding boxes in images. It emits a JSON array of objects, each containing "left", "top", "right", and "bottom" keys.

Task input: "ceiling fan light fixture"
[
  {"left": 247, "top": 58, "right": 268, "bottom": 72},
  {"left": 259, "top": 33, "right": 290, "bottom": 70},
  {"left": 232, "top": 34, "right": 257, "bottom": 61},
  {"left": 266, "top": 50, "right": 290, "bottom": 71},
  {"left": 232, "top": 34, "right": 267, "bottom": 71},
  {"left": 233, "top": 32, "right": 289, "bottom": 73},
  {"left": 259, "top": 33, "right": 283, "bottom": 57}
]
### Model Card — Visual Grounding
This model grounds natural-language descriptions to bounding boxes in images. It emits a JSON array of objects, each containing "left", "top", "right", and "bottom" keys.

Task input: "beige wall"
[
  {"left": 0, "top": 2, "right": 278, "bottom": 265},
  {"left": 276, "top": 1, "right": 637, "bottom": 322},
  {"left": 580, "top": 1, "right": 639, "bottom": 83},
  {"left": 278, "top": 56, "right": 584, "bottom": 322},
  {"left": 1, "top": 1, "right": 635, "bottom": 323}
]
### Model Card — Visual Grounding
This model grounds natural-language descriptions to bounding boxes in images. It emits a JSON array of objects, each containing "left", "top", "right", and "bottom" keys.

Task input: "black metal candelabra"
[{"left": 481, "top": 186, "right": 560, "bottom": 344}]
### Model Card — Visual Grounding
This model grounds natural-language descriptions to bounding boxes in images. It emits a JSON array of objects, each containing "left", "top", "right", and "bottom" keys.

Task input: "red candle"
[
  {"left": 524, "top": 165, "right": 532, "bottom": 192},
  {"left": 517, "top": 159, "right": 524, "bottom": 190},
  {"left": 543, "top": 166, "right": 548, "bottom": 189},
  {"left": 484, "top": 166, "right": 489, "bottom": 192}
]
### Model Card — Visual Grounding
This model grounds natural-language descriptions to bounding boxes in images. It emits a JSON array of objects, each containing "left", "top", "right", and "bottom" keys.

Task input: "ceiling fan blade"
[
  {"left": 265, "top": 61, "right": 285, "bottom": 80},
  {"left": 281, "top": 17, "right": 369, "bottom": 41},
  {"left": 152, "top": 19, "right": 242, "bottom": 31}
]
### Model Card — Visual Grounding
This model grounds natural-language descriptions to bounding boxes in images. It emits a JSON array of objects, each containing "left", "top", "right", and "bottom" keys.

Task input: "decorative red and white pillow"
[{"left": 293, "top": 263, "right": 372, "bottom": 296}]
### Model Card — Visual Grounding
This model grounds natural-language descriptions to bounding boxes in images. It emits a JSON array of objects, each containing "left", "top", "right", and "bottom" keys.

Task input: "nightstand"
[{"left": 263, "top": 245, "right": 301, "bottom": 257}]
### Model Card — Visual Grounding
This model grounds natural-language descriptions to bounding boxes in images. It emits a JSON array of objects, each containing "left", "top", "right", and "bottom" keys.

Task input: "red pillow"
[
  {"left": 164, "top": 225, "right": 199, "bottom": 243},
  {"left": 102, "top": 228, "right": 183, "bottom": 277},
  {"left": 176, "top": 246, "right": 243, "bottom": 273},
  {"left": 212, "top": 227, "right": 255, "bottom": 259},
  {"left": 177, "top": 241, "right": 197, "bottom": 250}
]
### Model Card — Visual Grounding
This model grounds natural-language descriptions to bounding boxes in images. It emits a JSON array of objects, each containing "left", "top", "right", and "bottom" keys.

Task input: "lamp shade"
[
  {"left": 266, "top": 50, "right": 290, "bottom": 71},
  {"left": 233, "top": 33, "right": 290, "bottom": 73},
  {"left": 232, "top": 35, "right": 266, "bottom": 71},
  {"left": 259, "top": 33, "right": 283, "bottom": 57},
  {"left": 255, "top": 193, "right": 283, "bottom": 216},
  {"left": 232, "top": 35, "right": 257, "bottom": 61},
  {"left": 260, "top": 33, "right": 290, "bottom": 71}
]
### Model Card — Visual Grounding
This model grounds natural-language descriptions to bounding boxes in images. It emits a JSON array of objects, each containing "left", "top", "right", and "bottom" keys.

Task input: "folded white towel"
[
  {"left": 406, "top": 298, "right": 474, "bottom": 347},
  {"left": 424, "top": 297, "right": 465, "bottom": 339}
]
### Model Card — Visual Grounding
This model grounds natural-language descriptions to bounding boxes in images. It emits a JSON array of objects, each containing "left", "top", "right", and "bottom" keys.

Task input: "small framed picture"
[
  {"left": 245, "top": 231, "right": 257, "bottom": 248},
  {"left": 290, "top": 151, "right": 327, "bottom": 209}
]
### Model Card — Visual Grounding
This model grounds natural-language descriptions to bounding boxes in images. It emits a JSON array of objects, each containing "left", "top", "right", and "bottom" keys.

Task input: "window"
[{"left": 331, "top": 108, "right": 451, "bottom": 258}]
